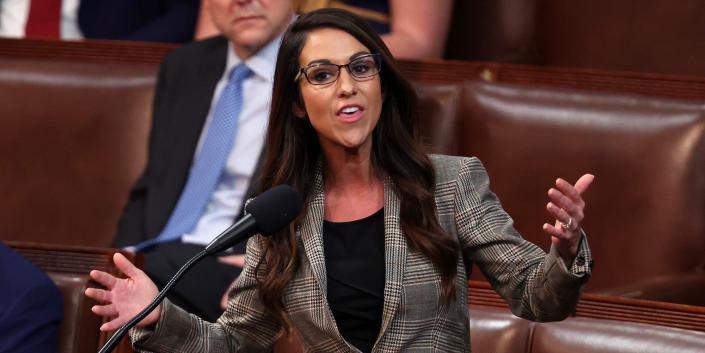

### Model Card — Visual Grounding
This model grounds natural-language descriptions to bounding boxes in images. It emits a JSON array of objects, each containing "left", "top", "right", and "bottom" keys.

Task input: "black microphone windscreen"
[{"left": 245, "top": 185, "right": 302, "bottom": 235}]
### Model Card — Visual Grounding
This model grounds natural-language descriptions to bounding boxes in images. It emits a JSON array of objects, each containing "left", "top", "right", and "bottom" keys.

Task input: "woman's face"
[{"left": 297, "top": 28, "right": 383, "bottom": 155}]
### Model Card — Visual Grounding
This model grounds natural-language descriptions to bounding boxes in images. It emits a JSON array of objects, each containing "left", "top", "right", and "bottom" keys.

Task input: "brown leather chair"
[
  {"left": 415, "top": 80, "right": 705, "bottom": 305},
  {"left": 7, "top": 241, "right": 138, "bottom": 353},
  {"left": 470, "top": 305, "right": 705, "bottom": 353},
  {"left": 0, "top": 57, "right": 155, "bottom": 248},
  {"left": 415, "top": 81, "right": 465, "bottom": 155}
]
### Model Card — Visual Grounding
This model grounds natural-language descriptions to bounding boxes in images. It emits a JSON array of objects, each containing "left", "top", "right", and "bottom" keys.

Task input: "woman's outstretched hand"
[
  {"left": 85, "top": 252, "right": 160, "bottom": 332},
  {"left": 542, "top": 174, "right": 595, "bottom": 265}
]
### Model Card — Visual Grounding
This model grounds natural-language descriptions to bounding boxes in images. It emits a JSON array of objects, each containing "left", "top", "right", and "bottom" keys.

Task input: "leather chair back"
[
  {"left": 7, "top": 242, "right": 138, "bottom": 353},
  {"left": 0, "top": 58, "right": 155, "bottom": 247},
  {"left": 415, "top": 82, "right": 465, "bottom": 155},
  {"left": 50, "top": 273, "right": 101, "bottom": 353},
  {"left": 470, "top": 305, "right": 705, "bottom": 353},
  {"left": 416, "top": 80, "right": 705, "bottom": 300},
  {"left": 469, "top": 306, "right": 532, "bottom": 353}
]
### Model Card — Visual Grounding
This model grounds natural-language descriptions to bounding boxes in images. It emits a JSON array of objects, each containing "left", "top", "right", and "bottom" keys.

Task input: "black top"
[{"left": 323, "top": 208, "right": 385, "bottom": 353}]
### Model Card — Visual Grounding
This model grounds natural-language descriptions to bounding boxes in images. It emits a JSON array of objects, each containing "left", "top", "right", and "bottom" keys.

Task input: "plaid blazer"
[{"left": 132, "top": 155, "right": 592, "bottom": 352}]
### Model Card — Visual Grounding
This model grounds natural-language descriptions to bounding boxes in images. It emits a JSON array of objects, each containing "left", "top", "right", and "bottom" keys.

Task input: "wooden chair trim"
[
  {"left": 5, "top": 240, "right": 141, "bottom": 275},
  {"left": 2, "top": 38, "right": 704, "bottom": 100}
]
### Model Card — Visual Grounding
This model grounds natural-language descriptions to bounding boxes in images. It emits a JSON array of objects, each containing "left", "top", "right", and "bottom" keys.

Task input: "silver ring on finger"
[{"left": 560, "top": 217, "right": 573, "bottom": 230}]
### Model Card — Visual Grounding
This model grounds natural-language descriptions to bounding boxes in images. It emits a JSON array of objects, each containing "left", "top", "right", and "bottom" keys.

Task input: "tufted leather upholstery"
[
  {"left": 447, "top": 81, "right": 705, "bottom": 305},
  {"left": 50, "top": 273, "right": 101, "bottom": 353},
  {"left": 470, "top": 305, "right": 705, "bottom": 353}
]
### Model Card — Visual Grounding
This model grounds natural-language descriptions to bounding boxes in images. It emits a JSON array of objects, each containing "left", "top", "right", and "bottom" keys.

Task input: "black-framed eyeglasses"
[{"left": 295, "top": 53, "right": 382, "bottom": 85}]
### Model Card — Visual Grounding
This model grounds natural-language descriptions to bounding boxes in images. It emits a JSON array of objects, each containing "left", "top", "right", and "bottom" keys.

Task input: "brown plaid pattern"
[{"left": 131, "top": 155, "right": 591, "bottom": 352}]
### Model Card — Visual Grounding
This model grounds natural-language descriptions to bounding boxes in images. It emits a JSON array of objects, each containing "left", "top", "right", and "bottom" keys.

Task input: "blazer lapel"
[
  {"left": 376, "top": 176, "right": 407, "bottom": 341},
  {"left": 299, "top": 163, "right": 328, "bottom": 296},
  {"left": 298, "top": 166, "right": 408, "bottom": 349},
  {"left": 299, "top": 164, "right": 356, "bottom": 346}
]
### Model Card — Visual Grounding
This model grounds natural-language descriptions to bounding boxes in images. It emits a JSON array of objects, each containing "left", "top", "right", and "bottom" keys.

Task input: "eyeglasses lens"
[{"left": 305, "top": 55, "right": 380, "bottom": 85}]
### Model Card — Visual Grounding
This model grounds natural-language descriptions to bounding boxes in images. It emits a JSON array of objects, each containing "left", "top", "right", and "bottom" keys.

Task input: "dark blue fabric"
[
  {"left": 340, "top": 0, "right": 390, "bottom": 33},
  {"left": 78, "top": 0, "right": 199, "bottom": 43},
  {"left": 0, "top": 242, "right": 63, "bottom": 353}
]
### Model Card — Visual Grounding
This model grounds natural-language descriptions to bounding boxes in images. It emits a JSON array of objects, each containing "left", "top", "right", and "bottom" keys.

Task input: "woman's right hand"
[{"left": 85, "top": 252, "right": 161, "bottom": 331}]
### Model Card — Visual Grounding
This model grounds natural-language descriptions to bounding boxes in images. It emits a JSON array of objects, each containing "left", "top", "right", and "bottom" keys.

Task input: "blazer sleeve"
[
  {"left": 129, "top": 234, "right": 282, "bottom": 352},
  {"left": 454, "top": 157, "right": 592, "bottom": 322}
]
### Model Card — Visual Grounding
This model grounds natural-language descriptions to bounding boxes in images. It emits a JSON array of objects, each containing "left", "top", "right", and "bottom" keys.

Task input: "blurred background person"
[
  {"left": 0, "top": 0, "right": 82, "bottom": 39},
  {"left": 111, "top": 0, "right": 296, "bottom": 322},
  {"left": 0, "top": 242, "right": 63, "bottom": 353},
  {"left": 0, "top": 0, "right": 200, "bottom": 43},
  {"left": 195, "top": 0, "right": 453, "bottom": 59}
]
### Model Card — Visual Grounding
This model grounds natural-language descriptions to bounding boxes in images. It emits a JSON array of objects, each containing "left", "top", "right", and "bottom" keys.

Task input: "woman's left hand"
[{"left": 542, "top": 174, "right": 595, "bottom": 266}]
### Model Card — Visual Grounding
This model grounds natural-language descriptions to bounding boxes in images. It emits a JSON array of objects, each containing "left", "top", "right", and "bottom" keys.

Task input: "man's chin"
[
  {"left": 231, "top": 28, "right": 267, "bottom": 43},
  {"left": 229, "top": 33, "right": 270, "bottom": 56}
]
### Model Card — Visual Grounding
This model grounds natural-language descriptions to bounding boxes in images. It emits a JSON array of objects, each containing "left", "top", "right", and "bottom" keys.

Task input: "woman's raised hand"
[
  {"left": 84, "top": 252, "right": 161, "bottom": 331},
  {"left": 542, "top": 174, "right": 595, "bottom": 265}
]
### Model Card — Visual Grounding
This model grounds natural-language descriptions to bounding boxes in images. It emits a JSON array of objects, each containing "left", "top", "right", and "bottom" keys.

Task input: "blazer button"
[{"left": 575, "top": 256, "right": 585, "bottom": 267}]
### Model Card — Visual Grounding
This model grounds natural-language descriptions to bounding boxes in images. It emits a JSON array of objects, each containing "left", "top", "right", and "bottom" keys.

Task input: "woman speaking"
[{"left": 86, "top": 8, "right": 594, "bottom": 353}]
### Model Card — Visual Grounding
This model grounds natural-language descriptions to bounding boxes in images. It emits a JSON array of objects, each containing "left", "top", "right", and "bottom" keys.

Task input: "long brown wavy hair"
[{"left": 256, "top": 8, "right": 459, "bottom": 330}]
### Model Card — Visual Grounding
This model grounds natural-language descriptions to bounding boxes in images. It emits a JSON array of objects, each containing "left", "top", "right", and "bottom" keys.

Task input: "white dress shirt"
[
  {"left": 180, "top": 36, "right": 280, "bottom": 246},
  {"left": 0, "top": 0, "right": 83, "bottom": 39}
]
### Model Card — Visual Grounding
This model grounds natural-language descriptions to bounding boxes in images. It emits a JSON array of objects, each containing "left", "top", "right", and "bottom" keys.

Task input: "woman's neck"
[{"left": 322, "top": 145, "right": 384, "bottom": 222}]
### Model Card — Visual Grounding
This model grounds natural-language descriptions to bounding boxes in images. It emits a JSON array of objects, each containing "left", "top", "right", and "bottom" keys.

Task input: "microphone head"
[{"left": 245, "top": 185, "right": 303, "bottom": 236}]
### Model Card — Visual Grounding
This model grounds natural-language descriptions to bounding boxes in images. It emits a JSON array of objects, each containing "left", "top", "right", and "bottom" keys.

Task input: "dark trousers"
[{"left": 143, "top": 241, "right": 245, "bottom": 322}]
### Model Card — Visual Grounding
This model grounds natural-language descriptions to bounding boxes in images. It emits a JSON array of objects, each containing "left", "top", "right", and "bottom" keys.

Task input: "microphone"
[
  {"left": 98, "top": 185, "right": 302, "bottom": 353},
  {"left": 205, "top": 184, "right": 303, "bottom": 254}
]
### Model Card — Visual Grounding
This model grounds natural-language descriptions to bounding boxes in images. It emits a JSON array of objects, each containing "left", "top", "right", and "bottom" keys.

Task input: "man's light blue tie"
[{"left": 133, "top": 64, "right": 253, "bottom": 251}]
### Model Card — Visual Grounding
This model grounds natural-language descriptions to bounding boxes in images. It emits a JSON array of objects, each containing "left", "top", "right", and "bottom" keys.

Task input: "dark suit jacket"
[
  {"left": 0, "top": 242, "right": 63, "bottom": 353},
  {"left": 78, "top": 0, "right": 200, "bottom": 43},
  {"left": 114, "top": 36, "right": 260, "bottom": 248}
]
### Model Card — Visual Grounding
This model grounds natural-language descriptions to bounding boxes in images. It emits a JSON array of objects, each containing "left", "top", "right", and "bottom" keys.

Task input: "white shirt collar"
[{"left": 224, "top": 31, "right": 283, "bottom": 83}]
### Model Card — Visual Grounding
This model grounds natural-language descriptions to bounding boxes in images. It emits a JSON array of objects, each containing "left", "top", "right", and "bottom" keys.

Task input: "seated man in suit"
[
  {"left": 113, "top": 0, "right": 296, "bottom": 322},
  {"left": 0, "top": 242, "right": 63, "bottom": 353},
  {"left": 196, "top": 0, "right": 454, "bottom": 59}
]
